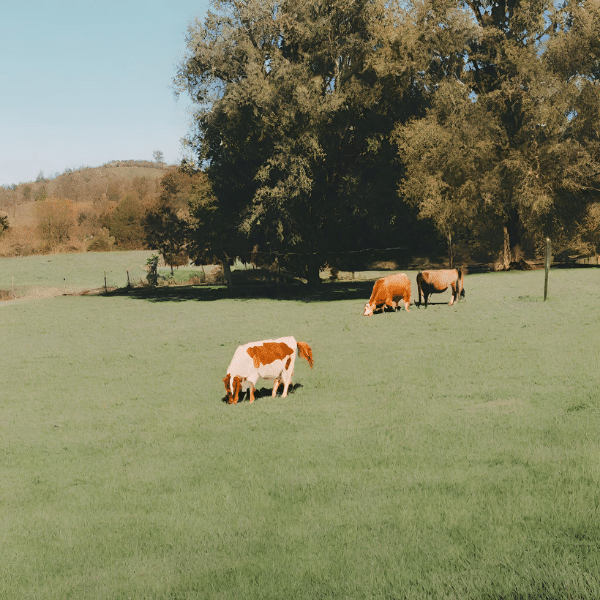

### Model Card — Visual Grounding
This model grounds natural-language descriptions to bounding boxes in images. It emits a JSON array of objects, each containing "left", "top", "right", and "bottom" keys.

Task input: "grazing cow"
[
  {"left": 416, "top": 269, "right": 465, "bottom": 307},
  {"left": 223, "top": 336, "right": 314, "bottom": 404},
  {"left": 363, "top": 273, "right": 411, "bottom": 316}
]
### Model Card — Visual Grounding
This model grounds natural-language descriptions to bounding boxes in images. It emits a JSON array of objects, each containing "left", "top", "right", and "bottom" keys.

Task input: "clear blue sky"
[{"left": 0, "top": 0, "right": 210, "bottom": 186}]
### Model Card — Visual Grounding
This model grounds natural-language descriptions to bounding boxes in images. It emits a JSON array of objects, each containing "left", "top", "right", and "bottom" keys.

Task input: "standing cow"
[
  {"left": 416, "top": 269, "right": 465, "bottom": 307},
  {"left": 363, "top": 273, "right": 411, "bottom": 316},
  {"left": 223, "top": 336, "right": 314, "bottom": 404}
]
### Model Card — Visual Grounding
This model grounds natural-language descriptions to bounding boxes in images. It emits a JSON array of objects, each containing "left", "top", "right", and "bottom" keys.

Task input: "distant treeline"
[
  {"left": 101, "top": 160, "right": 166, "bottom": 170},
  {"left": 0, "top": 162, "right": 170, "bottom": 257}
]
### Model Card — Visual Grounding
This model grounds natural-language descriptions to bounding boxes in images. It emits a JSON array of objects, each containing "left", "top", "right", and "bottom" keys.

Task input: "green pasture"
[
  {"left": 0, "top": 250, "right": 396, "bottom": 295},
  {"left": 1, "top": 259, "right": 599, "bottom": 599},
  {"left": 0, "top": 250, "right": 155, "bottom": 293}
]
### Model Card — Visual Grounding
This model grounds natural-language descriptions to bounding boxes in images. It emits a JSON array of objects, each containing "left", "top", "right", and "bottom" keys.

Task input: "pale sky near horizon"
[{"left": 1, "top": 0, "right": 211, "bottom": 187}]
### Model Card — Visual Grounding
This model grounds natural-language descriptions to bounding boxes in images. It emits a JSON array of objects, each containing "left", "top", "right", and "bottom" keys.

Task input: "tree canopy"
[
  {"left": 397, "top": 0, "right": 600, "bottom": 265},
  {"left": 174, "top": 0, "right": 600, "bottom": 282}
]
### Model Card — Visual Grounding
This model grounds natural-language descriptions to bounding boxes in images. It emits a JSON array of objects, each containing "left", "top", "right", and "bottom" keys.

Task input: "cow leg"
[
  {"left": 281, "top": 372, "right": 293, "bottom": 397},
  {"left": 249, "top": 384, "right": 256, "bottom": 403},
  {"left": 230, "top": 377, "right": 242, "bottom": 404},
  {"left": 449, "top": 284, "right": 456, "bottom": 305},
  {"left": 272, "top": 379, "right": 280, "bottom": 397}
]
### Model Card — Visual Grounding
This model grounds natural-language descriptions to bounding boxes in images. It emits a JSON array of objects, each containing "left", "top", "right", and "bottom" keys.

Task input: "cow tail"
[
  {"left": 297, "top": 341, "right": 314, "bottom": 368},
  {"left": 458, "top": 268, "right": 465, "bottom": 298}
]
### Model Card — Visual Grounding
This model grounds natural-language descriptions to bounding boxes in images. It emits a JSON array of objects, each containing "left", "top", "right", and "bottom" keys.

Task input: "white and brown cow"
[
  {"left": 223, "top": 336, "right": 314, "bottom": 404},
  {"left": 363, "top": 273, "right": 411, "bottom": 316},
  {"left": 416, "top": 269, "right": 465, "bottom": 307}
]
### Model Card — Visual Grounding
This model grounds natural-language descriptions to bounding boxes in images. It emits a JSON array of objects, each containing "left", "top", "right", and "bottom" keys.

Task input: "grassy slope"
[
  {"left": 1, "top": 266, "right": 599, "bottom": 599},
  {"left": 2, "top": 165, "right": 167, "bottom": 229}
]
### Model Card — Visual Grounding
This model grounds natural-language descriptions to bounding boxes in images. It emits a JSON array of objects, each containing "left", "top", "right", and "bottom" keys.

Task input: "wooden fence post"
[
  {"left": 104, "top": 271, "right": 108, "bottom": 295},
  {"left": 544, "top": 238, "right": 551, "bottom": 301}
]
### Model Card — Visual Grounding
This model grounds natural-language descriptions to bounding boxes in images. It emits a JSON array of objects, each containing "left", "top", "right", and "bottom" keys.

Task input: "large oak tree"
[
  {"left": 176, "top": 0, "right": 600, "bottom": 279},
  {"left": 176, "top": 0, "right": 447, "bottom": 285}
]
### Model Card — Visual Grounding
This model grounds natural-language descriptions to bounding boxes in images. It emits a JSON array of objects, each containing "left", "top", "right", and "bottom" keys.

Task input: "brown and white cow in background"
[
  {"left": 363, "top": 273, "right": 411, "bottom": 316},
  {"left": 223, "top": 336, "right": 314, "bottom": 404},
  {"left": 416, "top": 269, "right": 465, "bottom": 307}
]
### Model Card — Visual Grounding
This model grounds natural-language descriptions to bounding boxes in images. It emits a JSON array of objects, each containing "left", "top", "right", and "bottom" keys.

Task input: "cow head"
[
  {"left": 223, "top": 374, "right": 243, "bottom": 404},
  {"left": 363, "top": 303, "right": 374, "bottom": 317}
]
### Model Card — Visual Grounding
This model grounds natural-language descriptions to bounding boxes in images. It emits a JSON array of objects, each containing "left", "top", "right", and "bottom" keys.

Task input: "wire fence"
[{"left": 1, "top": 246, "right": 598, "bottom": 303}]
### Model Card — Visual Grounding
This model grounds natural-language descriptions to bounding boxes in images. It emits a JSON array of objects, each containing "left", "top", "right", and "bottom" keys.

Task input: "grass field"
[
  {"left": 0, "top": 250, "right": 155, "bottom": 294},
  {"left": 0, "top": 251, "right": 260, "bottom": 298},
  {"left": 1, "top": 256, "right": 599, "bottom": 599}
]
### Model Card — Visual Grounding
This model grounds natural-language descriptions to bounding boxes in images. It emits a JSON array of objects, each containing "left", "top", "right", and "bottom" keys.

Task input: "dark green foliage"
[
  {"left": 103, "top": 193, "right": 147, "bottom": 249},
  {"left": 143, "top": 167, "right": 216, "bottom": 273},
  {"left": 172, "top": 0, "right": 600, "bottom": 276},
  {"left": 398, "top": 0, "right": 600, "bottom": 266},
  {"left": 176, "top": 0, "right": 439, "bottom": 285},
  {"left": 145, "top": 253, "right": 159, "bottom": 286}
]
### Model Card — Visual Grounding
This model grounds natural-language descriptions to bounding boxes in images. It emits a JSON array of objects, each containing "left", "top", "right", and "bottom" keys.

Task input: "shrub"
[
  {"left": 86, "top": 228, "right": 115, "bottom": 252},
  {"left": 104, "top": 193, "right": 147, "bottom": 249},
  {"left": 0, "top": 226, "right": 39, "bottom": 257},
  {"left": 0, "top": 212, "right": 8, "bottom": 236},
  {"left": 35, "top": 197, "right": 76, "bottom": 251}
]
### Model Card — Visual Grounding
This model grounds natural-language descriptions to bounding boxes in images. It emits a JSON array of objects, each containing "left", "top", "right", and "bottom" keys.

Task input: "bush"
[
  {"left": 86, "top": 228, "right": 115, "bottom": 252},
  {"left": 35, "top": 197, "right": 76, "bottom": 251},
  {"left": 0, "top": 226, "right": 39, "bottom": 257},
  {"left": 0, "top": 212, "right": 9, "bottom": 236},
  {"left": 104, "top": 193, "right": 147, "bottom": 249}
]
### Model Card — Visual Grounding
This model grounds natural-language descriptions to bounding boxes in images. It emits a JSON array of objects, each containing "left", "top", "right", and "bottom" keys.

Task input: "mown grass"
[{"left": 1, "top": 263, "right": 599, "bottom": 599}]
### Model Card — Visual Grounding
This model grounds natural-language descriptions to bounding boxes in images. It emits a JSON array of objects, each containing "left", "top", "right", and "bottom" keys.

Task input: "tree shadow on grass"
[
  {"left": 220, "top": 383, "right": 304, "bottom": 404},
  {"left": 98, "top": 281, "right": 463, "bottom": 309},
  {"left": 102, "top": 280, "right": 377, "bottom": 304}
]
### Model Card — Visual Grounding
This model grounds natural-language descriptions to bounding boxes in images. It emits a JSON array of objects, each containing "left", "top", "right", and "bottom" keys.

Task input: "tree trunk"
[
  {"left": 305, "top": 255, "right": 321, "bottom": 288},
  {"left": 502, "top": 225, "right": 512, "bottom": 270},
  {"left": 220, "top": 253, "right": 233, "bottom": 292},
  {"left": 448, "top": 232, "right": 453, "bottom": 269}
]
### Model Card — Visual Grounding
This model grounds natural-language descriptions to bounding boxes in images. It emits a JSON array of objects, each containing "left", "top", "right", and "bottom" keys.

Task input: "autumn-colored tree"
[
  {"left": 86, "top": 228, "right": 115, "bottom": 252},
  {"left": 35, "top": 197, "right": 77, "bottom": 250}
]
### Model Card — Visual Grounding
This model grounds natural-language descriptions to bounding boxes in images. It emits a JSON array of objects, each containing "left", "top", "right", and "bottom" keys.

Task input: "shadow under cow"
[{"left": 221, "top": 383, "right": 304, "bottom": 404}]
